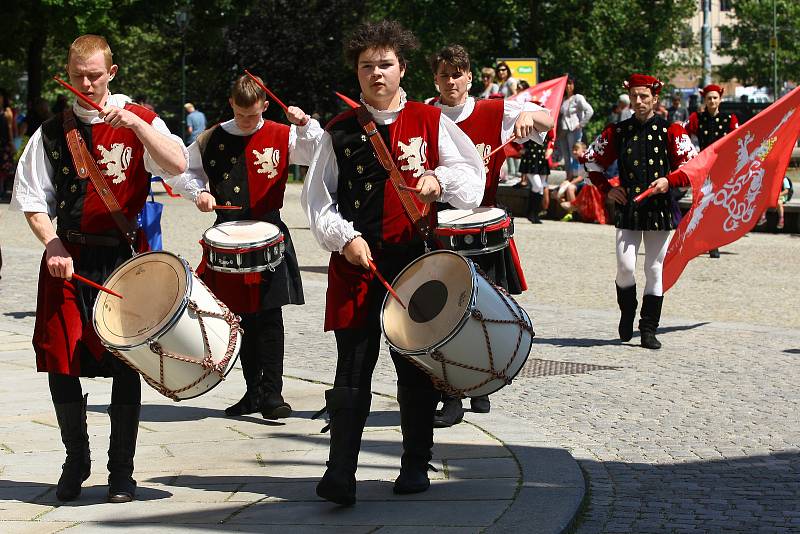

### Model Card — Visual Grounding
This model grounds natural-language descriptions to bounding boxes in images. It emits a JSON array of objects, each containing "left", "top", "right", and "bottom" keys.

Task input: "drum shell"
[
  {"left": 382, "top": 250, "right": 532, "bottom": 397},
  {"left": 204, "top": 239, "right": 285, "bottom": 273},
  {"left": 93, "top": 252, "right": 242, "bottom": 400},
  {"left": 435, "top": 208, "right": 513, "bottom": 256}
]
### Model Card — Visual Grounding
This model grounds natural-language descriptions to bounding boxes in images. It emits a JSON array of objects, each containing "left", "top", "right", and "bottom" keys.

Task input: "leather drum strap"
[
  {"left": 62, "top": 110, "right": 138, "bottom": 249},
  {"left": 354, "top": 106, "right": 432, "bottom": 240}
]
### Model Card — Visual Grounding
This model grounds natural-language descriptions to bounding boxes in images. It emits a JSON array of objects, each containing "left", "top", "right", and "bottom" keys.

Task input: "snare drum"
[
  {"left": 435, "top": 207, "right": 513, "bottom": 255},
  {"left": 202, "top": 220, "right": 284, "bottom": 273},
  {"left": 93, "top": 251, "right": 242, "bottom": 400},
  {"left": 381, "top": 250, "right": 533, "bottom": 397}
]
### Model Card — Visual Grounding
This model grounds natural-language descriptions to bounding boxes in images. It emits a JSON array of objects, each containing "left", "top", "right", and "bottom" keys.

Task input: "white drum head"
[
  {"left": 203, "top": 220, "right": 280, "bottom": 249},
  {"left": 383, "top": 251, "right": 475, "bottom": 353},
  {"left": 437, "top": 207, "right": 507, "bottom": 227},
  {"left": 94, "top": 252, "right": 190, "bottom": 348}
]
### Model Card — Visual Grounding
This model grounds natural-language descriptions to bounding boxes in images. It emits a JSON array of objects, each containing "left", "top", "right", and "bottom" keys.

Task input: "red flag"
[
  {"left": 510, "top": 75, "right": 568, "bottom": 136},
  {"left": 663, "top": 86, "right": 800, "bottom": 292}
]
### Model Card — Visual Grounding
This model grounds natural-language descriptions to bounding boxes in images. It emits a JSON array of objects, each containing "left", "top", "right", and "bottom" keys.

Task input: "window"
[
  {"left": 719, "top": 0, "right": 732, "bottom": 11},
  {"left": 718, "top": 26, "right": 733, "bottom": 50},
  {"left": 679, "top": 25, "right": 694, "bottom": 48}
]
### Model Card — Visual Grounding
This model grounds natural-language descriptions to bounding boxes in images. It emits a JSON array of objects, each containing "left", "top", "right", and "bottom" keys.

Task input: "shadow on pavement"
[
  {"left": 298, "top": 265, "right": 329, "bottom": 275},
  {"left": 3, "top": 311, "right": 36, "bottom": 319},
  {"left": 535, "top": 322, "right": 709, "bottom": 348}
]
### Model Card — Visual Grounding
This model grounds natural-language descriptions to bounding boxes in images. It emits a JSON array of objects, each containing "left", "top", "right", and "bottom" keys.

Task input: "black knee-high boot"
[
  {"left": 394, "top": 386, "right": 439, "bottom": 494},
  {"left": 53, "top": 394, "right": 90, "bottom": 501},
  {"left": 316, "top": 388, "right": 372, "bottom": 506},
  {"left": 527, "top": 192, "right": 543, "bottom": 224},
  {"left": 616, "top": 283, "right": 638, "bottom": 342},
  {"left": 107, "top": 404, "right": 140, "bottom": 503},
  {"left": 639, "top": 294, "right": 663, "bottom": 350}
]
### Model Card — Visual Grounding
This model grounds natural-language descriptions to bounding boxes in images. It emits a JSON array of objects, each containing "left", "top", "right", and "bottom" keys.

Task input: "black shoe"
[
  {"left": 54, "top": 394, "right": 91, "bottom": 502},
  {"left": 709, "top": 249, "right": 720, "bottom": 258},
  {"left": 433, "top": 396, "right": 464, "bottom": 428},
  {"left": 616, "top": 283, "right": 638, "bottom": 342},
  {"left": 527, "top": 192, "right": 543, "bottom": 223},
  {"left": 316, "top": 388, "right": 371, "bottom": 506},
  {"left": 639, "top": 294, "right": 663, "bottom": 350},
  {"left": 393, "top": 386, "right": 439, "bottom": 495},
  {"left": 224, "top": 393, "right": 256, "bottom": 416},
  {"left": 261, "top": 394, "right": 292, "bottom": 420},
  {"left": 470, "top": 395, "right": 491, "bottom": 413},
  {"left": 107, "top": 404, "right": 140, "bottom": 503}
]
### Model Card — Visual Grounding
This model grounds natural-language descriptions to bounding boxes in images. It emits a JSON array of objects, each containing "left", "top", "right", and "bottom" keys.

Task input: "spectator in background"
[
  {"left": 758, "top": 176, "right": 792, "bottom": 230},
  {"left": 479, "top": 67, "right": 499, "bottom": 99},
  {"left": 667, "top": 93, "right": 688, "bottom": 124},
  {"left": 184, "top": 102, "right": 206, "bottom": 145},
  {"left": 557, "top": 141, "right": 587, "bottom": 222},
  {"left": 557, "top": 76, "right": 593, "bottom": 180},
  {"left": 609, "top": 94, "right": 632, "bottom": 124},
  {"left": 654, "top": 100, "right": 668, "bottom": 119},
  {"left": 0, "top": 89, "right": 17, "bottom": 199},
  {"left": 496, "top": 61, "right": 518, "bottom": 97}
]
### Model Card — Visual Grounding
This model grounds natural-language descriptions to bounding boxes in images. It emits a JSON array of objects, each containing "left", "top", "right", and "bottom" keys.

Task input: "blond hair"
[
  {"left": 68, "top": 35, "right": 113, "bottom": 69},
  {"left": 231, "top": 75, "right": 266, "bottom": 107}
]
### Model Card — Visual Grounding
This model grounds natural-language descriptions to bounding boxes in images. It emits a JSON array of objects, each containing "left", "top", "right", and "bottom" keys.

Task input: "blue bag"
[{"left": 137, "top": 191, "right": 164, "bottom": 251}]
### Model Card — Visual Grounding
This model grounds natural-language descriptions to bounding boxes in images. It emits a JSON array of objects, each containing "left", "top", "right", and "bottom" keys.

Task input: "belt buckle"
[{"left": 66, "top": 230, "right": 85, "bottom": 245}]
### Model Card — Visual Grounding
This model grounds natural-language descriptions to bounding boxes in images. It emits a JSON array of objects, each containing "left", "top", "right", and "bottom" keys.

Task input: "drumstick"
[
  {"left": 244, "top": 69, "right": 288, "bottom": 113},
  {"left": 53, "top": 76, "right": 103, "bottom": 112},
  {"left": 368, "top": 259, "right": 406, "bottom": 309},
  {"left": 212, "top": 205, "right": 243, "bottom": 210},
  {"left": 72, "top": 273, "right": 123, "bottom": 299},
  {"left": 398, "top": 184, "right": 420, "bottom": 192},
  {"left": 335, "top": 91, "right": 360, "bottom": 109},
  {"left": 633, "top": 187, "right": 657, "bottom": 203},
  {"left": 485, "top": 135, "right": 517, "bottom": 161}
]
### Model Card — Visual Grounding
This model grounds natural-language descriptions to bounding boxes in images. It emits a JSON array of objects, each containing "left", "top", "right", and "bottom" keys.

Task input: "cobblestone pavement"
[{"left": 2, "top": 183, "right": 799, "bottom": 532}]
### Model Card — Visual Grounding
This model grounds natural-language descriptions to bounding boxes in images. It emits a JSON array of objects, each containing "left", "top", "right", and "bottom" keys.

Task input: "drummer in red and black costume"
[
  {"left": 582, "top": 74, "right": 696, "bottom": 350},
  {"left": 10, "top": 35, "right": 187, "bottom": 503},
  {"left": 427, "top": 44, "right": 553, "bottom": 428},
  {"left": 684, "top": 83, "right": 738, "bottom": 258},
  {"left": 168, "top": 74, "right": 322, "bottom": 420},
  {"left": 301, "top": 20, "right": 484, "bottom": 506}
]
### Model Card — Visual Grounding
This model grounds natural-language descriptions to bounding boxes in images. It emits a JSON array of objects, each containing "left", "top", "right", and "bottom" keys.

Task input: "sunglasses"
[{"left": 497, "top": 68, "right": 508, "bottom": 72}]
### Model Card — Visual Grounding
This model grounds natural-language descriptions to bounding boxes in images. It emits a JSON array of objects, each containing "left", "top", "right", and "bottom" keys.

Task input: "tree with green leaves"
[{"left": 716, "top": 0, "right": 800, "bottom": 95}]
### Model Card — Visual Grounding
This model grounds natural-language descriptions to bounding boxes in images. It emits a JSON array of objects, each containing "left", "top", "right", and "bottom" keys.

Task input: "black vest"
[{"left": 696, "top": 111, "right": 735, "bottom": 149}]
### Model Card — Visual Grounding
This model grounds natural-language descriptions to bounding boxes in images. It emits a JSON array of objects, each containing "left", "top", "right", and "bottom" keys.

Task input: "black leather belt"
[{"left": 59, "top": 230, "right": 121, "bottom": 247}]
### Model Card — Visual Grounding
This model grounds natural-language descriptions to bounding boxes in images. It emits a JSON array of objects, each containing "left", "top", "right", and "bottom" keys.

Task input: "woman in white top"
[
  {"left": 495, "top": 61, "right": 518, "bottom": 97},
  {"left": 478, "top": 67, "right": 499, "bottom": 99},
  {"left": 557, "top": 75, "right": 594, "bottom": 179}
]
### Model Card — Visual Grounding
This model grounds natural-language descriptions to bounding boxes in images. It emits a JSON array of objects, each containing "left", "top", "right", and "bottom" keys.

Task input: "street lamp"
[{"left": 176, "top": 7, "right": 189, "bottom": 141}]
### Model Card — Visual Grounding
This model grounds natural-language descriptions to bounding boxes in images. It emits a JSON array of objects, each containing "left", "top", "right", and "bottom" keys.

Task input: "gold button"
[
  {"left": 660, "top": 159, "right": 664, "bottom": 165},
  {"left": 715, "top": 117, "right": 720, "bottom": 122},
  {"left": 361, "top": 134, "right": 367, "bottom": 142},
  {"left": 233, "top": 186, "right": 241, "bottom": 193},
  {"left": 354, "top": 200, "right": 360, "bottom": 209},
  {"left": 218, "top": 143, "right": 225, "bottom": 150},
  {"left": 627, "top": 148, "right": 632, "bottom": 154},
  {"left": 628, "top": 125, "right": 633, "bottom": 131},
  {"left": 51, "top": 151, "right": 59, "bottom": 159},
  {"left": 704, "top": 130, "right": 708, "bottom": 135},
  {"left": 62, "top": 166, "right": 70, "bottom": 175},
  {"left": 210, "top": 160, "right": 216, "bottom": 167},
  {"left": 348, "top": 180, "right": 353, "bottom": 189},
  {"left": 364, "top": 182, "right": 372, "bottom": 191},
  {"left": 230, "top": 157, "right": 237, "bottom": 164},
  {"left": 648, "top": 159, "right": 654, "bottom": 165},
  {"left": 345, "top": 148, "right": 351, "bottom": 157},
  {"left": 223, "top": 173, "right": 230, "bottom": 180},
  {"left": 634, "top": 160, "right": 639, "bottom": 166},
  {"left": 654, "top": 171, "right": 659, "bottom": 177},
  {"left": 356, "top": 165, "right": 364, "bottom": 174},
  {"left": 225, "top": 200, "right": 231, "bottom": 206},
  {"left": 70, "top": 184, "right": 77, "bottom": 193},
  {"left": 653, "top": 147, "right": 659, "bottom": 153},
  {"left": 616, "top": 127, "right": 621, "bottom": 133},
  {"left": 662, "top": 127, "right": 667, "bottom": 133},
  {"left": 652, "top": 124, "right": 658, "bottom": 131},
  {"left": 647, "top": 134, "right": 652, "bottom": 140},
  {"left": 59, "top": 200, "right": 66, "bottom": 208},
  {"left": 635, "top": 186, "right": 641, "bottom": 193},
  {"left": 628, "top": 172, "right": 634, "bottom": 178},
  {"left": 633, "top": 135, "right": 639, "bottom": 141}
]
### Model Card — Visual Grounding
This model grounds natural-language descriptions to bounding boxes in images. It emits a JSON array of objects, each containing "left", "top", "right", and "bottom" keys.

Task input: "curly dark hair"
[
  {"left": 429, "top": 44, "right": 471, "bottom": 74},
  {"left": 344, "top": 20, "right": 419, "bottom": 70}
]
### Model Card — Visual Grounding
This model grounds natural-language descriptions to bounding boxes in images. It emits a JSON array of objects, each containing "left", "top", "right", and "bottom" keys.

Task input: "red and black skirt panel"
[{"left": 33, "top": 231, "right": 148, "bottom": 377}]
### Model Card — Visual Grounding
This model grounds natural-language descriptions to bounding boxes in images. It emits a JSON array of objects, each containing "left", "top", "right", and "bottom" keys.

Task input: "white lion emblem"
[
  {"left": 674, "top": 134, "right": 698, "bottom": 160},
  {"left": 252, "top": 147, "right": 281, "bottom": 179},
  {"left": 397, "top": 137, "right": 427, "bottom": 177},
  {"left": 475, "top": 142, "right": 491, "bottom": 174},
  {"left": 97, "top": 143, "right": 132, "bottom": 184}
]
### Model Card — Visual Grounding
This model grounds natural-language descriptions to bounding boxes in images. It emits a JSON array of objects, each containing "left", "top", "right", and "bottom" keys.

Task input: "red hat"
[
  {"left": 623, "top": 74, "right": 663, "bottom": 95},
  {"left": 700, "top": 84, "right": 724, "bottom": 97}
]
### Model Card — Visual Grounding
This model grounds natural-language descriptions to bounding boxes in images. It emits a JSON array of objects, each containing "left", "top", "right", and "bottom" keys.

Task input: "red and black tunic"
[
  {"left": 584, "top": 115, "right": 695, "bottom": 231},
  {"left": 324, "top": 102, "right": 441, "bottom": 331},
  {"left": 34, "top": 105, "right": 155, "bottom": 376},
  {"left": 685, "top": 110, "right": 739, "bottom": 151},
  {"left": 456, "top": 99, "right": 506, "bottom": 207},
  {"left": 196, "top": 122, "right": 304, "bottom": 315}
]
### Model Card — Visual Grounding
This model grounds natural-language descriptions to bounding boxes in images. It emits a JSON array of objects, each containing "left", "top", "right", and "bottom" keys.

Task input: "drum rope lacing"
[
  {"left": 112, "top": 269, "right": 243, "bottom": 401},
  {"left": 401, "top": 267, "right": 534, "bottom": 399}
]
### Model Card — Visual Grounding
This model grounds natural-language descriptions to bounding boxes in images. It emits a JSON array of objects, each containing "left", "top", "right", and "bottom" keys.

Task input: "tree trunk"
[{"left": 27, "top": 31, "right": 47, "bottom": 113}]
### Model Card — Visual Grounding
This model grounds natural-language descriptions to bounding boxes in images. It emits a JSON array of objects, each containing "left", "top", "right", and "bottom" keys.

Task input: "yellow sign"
[{"left": 496, "top": 58, "right": 539, "bottom": 86}]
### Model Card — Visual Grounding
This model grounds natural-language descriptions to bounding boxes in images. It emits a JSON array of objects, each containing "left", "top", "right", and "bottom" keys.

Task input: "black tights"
[
  {"left": 239, "top": 308, "right": 285, "bottom": 395},
  {"left": 48, "top": 357, "right": 141, "bottom": 405}
]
